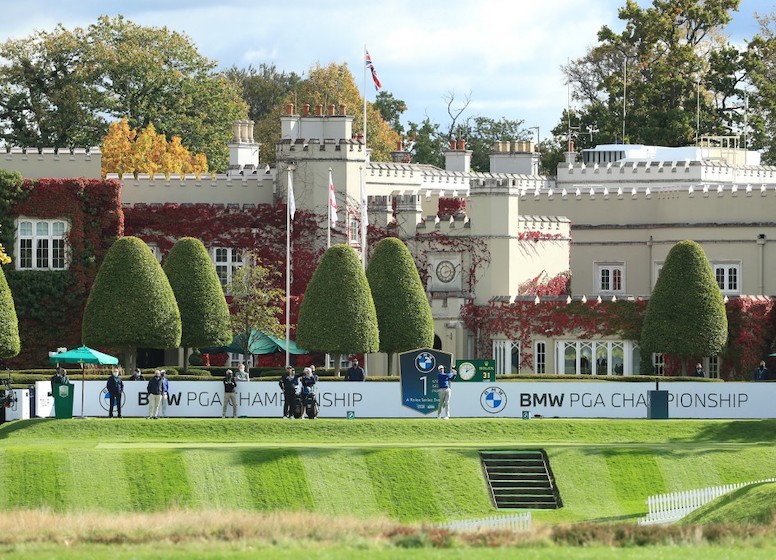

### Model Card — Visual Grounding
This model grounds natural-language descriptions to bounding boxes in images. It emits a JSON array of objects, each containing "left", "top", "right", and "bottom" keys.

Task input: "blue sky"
[{"left": 0, "top": 0, "right": 768, "bottom": 141}]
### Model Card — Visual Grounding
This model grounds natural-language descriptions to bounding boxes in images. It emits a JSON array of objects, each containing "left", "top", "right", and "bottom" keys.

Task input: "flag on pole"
[
  {"left": 328, "top": 169, "right": 338, "bottom": 228},
  {"left": 365, "top": 49, "right": 382, "bottom": 91},
  {"left": 288, "top": 172, "right": 296, "bottom": 220},
  {"left": 360, "top": 175, "right": 368, "bottom": 235}
]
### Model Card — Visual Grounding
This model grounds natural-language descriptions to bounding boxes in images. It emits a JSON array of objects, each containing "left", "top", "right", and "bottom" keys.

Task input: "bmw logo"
[
  {"left": 480, "top": 386, "right": 507, "bottom": 414},
  {"left": 415, "top": 352, "right": 436, "bottom": 373},
  {"left": 99, "top": 388, "right": 126, "bottom": 412}
]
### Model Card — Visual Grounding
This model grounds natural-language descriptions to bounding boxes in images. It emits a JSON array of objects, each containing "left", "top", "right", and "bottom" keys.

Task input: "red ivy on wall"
[{"left": 7, "top": 178, "right": 123, "bottom": 365}]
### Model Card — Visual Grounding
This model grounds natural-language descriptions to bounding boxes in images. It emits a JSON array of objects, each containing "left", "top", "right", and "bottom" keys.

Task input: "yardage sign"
[{"left": 399, "top": 348, "right": 453, "bottom": 414}]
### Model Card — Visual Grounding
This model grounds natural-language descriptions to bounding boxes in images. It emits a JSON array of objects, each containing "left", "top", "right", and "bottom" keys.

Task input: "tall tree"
[
  {"left": 223, "top": 64, "right": 301, "bottom": 123},
  {"left": 253, "top": 62, "right": 400, "bottom": 164},
  {"left": 373, "top": 91, "right": 407, "bottom": 134},
  {"left": 227, "top": 252, "right": 285, "bottom": 361},
  {"left": 0, "top": 266, "right": 20, "bottom": 359},
  {"left": 297, "top": 244, "right": 379, "bottom": 375},
  {"left": 556, "top": 0, "right": 743, "bottom": 149},
  {"left": 453, "top": 116, "right": 528, "bottom": 172},
  {"left": 163, "top": 238, "right": 232, "bottom": 370},
  {"left": 366, "top": 238, "right": 434, "bottom": 375},
  {"left": 407, "top": 118, "right": 445, "bottom": 167},
  {"left": 82, "top": 236, "right": 181, "bottom": 372},
  {"left": 640, "top": 240, "right": 728, "bottom": 375},
  {"left": 0, "top": 16, "right": 246, "bottom": 171}
]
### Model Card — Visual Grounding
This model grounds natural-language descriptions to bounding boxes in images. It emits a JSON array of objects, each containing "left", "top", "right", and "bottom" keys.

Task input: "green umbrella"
[{"left": 49, "top": 346, "right": 119, "bottom": 417}]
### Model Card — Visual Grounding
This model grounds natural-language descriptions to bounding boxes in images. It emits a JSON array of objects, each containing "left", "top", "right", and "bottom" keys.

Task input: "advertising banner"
[{"left": 28, "top": 380, "right": 776, "bottom": 419}]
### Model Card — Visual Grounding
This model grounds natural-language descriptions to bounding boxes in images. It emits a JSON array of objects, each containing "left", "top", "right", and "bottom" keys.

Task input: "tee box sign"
[
  {"left": 455, "top": 360, "right": 496, "bottom": 382},
  {"left": 399, "top": 348, "right": 453, "bottom": 415}
]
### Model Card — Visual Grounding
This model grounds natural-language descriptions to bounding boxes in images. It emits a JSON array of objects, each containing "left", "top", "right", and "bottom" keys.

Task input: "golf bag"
[
  {"left": 292, "top": 392, "right": 304, "bottom": 418},
  {"left": 302, "top": 389, "right": 319, "bottom": 419}
]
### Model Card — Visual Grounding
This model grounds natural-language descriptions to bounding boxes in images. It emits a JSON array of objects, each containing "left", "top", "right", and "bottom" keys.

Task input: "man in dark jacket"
[
  {"left": 146, "top": 370, "right": 163, "bottom": 419},
  {"left": 106, "top": 367, "right": 124, "bottom": 418},
  {"left": 345, "top": 359, "right": 365, "bottom": 381},
  {"left": 51, "top": 367, "right": 69, "bottom": 385},
  {"left": 222, "top": 370, "right": 238, "bottom": 418},
  {"left": 279, "top": 366, "right": 300, "bottom": 418}
]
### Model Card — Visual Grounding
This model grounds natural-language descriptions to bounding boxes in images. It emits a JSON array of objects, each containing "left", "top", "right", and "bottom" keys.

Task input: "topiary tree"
[
  {"left": 640, "top": 239, "right": 728, "bottom": 375},
  {"left": 0, "top": 265, "right": 20, "bottom": 359},
  {"left": 83, "top": 236, "right": 181, "bottom": 372},
  {"left": 297, "top": 244, "right": 379, "bottom": 375},
  {"left": 163, "top": 237, "right": 232, "bottom": 371},
  {"left": 367, "top": 237, "right": 434, "bottom": 375}
]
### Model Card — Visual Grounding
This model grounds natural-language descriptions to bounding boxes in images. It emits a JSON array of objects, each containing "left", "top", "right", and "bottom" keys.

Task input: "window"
[
  {"left": 349, "top": 217, "right": 360, "bottom": 244},
  {"left": 708, "top": 356, "right": 719, "bottom": 379},
  {"left": 493, "top": 340, "right": 519, "bottom": 375},
  {"left": 16, "top": 218, "right": 68, "bottom": 270},
  {"left": 534, "top": 341, "right": 546, "bottom": 374},
  {"left": 146, "top": 242, "right": 162, "bottom": 263},
  {"left": 212, "top": 247, "right": 244, "bottom": 287},
  {"left": 712, "top": 262, "right": 740, "bottom": 295},
  {"left": 653, "top": 353, "right": 664, "bottom": 376},
  {"left": 555, "top": 340, "right": 638, "bottom": 375},
  {"left": 595, "top": 263, "right": 624, "bottom": 294}
]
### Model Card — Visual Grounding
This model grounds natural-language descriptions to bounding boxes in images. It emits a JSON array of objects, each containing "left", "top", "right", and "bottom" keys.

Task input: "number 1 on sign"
[{"left": 420, "top": 375, "right": 427, "bottom": 395}]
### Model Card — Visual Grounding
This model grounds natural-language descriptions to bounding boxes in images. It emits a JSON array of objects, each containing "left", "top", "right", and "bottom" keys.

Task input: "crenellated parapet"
[
  {"left": 1, "top": 146, "right": 102, "bottom": 179},
  {"left": 275, "top": 137, "right": 365, "bottom": 162},
  {"left": 111, "top": 171, "right": 276, "bottom": 207}
]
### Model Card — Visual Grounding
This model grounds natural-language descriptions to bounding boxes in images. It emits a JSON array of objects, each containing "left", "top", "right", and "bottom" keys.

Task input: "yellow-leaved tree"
[
  {"left": 254, "top": 62, "right": 400, "bottom": 164},
  {"left": 102, "top": 118, "right": 209, "bottom": 178}
]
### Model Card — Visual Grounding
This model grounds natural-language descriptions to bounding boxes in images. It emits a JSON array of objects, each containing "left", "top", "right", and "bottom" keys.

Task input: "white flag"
[
  {"left": 329, "top": 169, "right": 338, "bottom": 228},
  {"left": 288, "top": 171, "right": 296, "bottom": 220}
]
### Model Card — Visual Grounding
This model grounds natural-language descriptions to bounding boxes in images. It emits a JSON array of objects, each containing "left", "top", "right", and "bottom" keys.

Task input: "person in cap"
[
  {"left": 436, "top": 365, "right": 455, "bottom": 419},
  {"left": 279, "top": 366, "right": 299, "bottom": 418},
  {"left": 222, "top": 369, "right": 238, "bottom": 418},
  {"left": 106, "top": 367, "right": 124, "bottom": 418}
]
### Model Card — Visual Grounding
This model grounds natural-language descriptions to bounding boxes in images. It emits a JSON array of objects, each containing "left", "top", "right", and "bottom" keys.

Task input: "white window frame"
[
  {"left": 555, "top": 340, "right": 636, "bottom": 376},
  {"left": 146, "top": 242, "right": 162, "bottom": 263},
  {"left": 211, "top": 247, "right": 245, "bottom": 288},
  {"left": 712, "top": 261, "right": 740, "bottom": 295},
  {"left": 349, "top": 216, "right": 360, "bottom": 245},
  {"left": 15, "top": 217, "right": 69, "bottom": 270},
  {"left": 653, "top": 353, "right": 665, "bottom": 376},
  {"left": 534, "top": 341, "right": 546, "bottom": 374},
  {"left": 595, "top": 262, "right": 625, "bottom": 295},
  {"left": 493, "top": 339, "right": 519, "bottom": 375},
  {"left": 708, "top": 356, "right": 719, "bottom": 379}
]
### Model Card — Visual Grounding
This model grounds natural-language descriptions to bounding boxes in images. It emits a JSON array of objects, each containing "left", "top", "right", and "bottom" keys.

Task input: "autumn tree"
[
  {"left": 163, "top": 238, "right": 232, "bottom": 370},
  {"left": 253, "top": 62, "right": 400, "bottom": 164},
  {"left": 0, "top": 16, "right": 246, "bottom": 171},
  {"left": 226, "top": 252, "right": 285, "bottom": 361},
  {"left": 640, "top": 240, "right": 728, "bottom": 375},
  {"left": 102, "top": 118, "right": 208, "bottom": 178},
  {"left": 297, "top": 244, "right": 379, "bottom": 375},
  {"left": 82, "top": 236, "right": 181, "bottom": 372},
  {"left": 366, "top": 238, "right": 433, "bottom": 375}
]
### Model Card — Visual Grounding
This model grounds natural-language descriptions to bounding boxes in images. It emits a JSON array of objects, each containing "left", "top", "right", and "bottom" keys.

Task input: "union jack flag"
[{"left": 365, "top": 50, "right": 382, "bottom": 91}]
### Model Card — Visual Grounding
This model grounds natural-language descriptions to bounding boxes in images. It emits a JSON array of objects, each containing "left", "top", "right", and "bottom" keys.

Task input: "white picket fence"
[
  {"left": 439, "top": 512, "right": 532, "bottom": 532},
  {"left": 638, "top": 477, "right": 776, "bottom": 525}
]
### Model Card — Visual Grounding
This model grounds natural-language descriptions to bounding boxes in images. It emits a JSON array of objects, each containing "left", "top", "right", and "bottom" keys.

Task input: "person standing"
[
  {"left": 106, "top": 367, "right": 124, "bottom": 418},
  {"left": 300, "top": 367, "right": 319, "bottom": 419},
  {"left": 147, "top": 370, "right": 163, "bottom": 419},
  {"left": 345, "top": 359, "right": 365, "bottom": 381},
  {"left": 279, "top": 366, "right": 300, "bottom": 418},
  {"left": 222, "top": 369, "right": 238, "bottom": 418},
  {"left": 436, "top": 365, "right": 455, "bottom": 419},
  {"left": 694, "top": 363, "right": 706, "bottom": 378},
  {"left": 235, "top": 362, "right": 250, "bottom": 382},
  {"left": 51, "top": 367, "right": 69, "bottom": 385},
  {"left": 159, "top": 370, "right": 170, "bottom": 417},
  {"left": 754, "top": 361, "right": 770, "bottom": 381},
  {"left": 131, "top": 368, "right": 145, "bottom": 381}
]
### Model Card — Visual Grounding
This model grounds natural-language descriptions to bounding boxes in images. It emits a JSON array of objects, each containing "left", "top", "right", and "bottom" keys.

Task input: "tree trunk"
[
  {"left": 333, "top": 353, "right": 342, "bottom": 376},
  {"left": 182, "top": 345, "right": 189, "bottom": 372},
  {"left": 387, "top": 352, "right": 395, "bottom": 376},
  {"left": 124, "top": 345, "right": 137, "bottom": 375}
]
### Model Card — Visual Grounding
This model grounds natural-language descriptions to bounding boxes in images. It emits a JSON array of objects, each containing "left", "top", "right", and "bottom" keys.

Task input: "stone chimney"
[
  {"left": 489, "top": 140, "right": 540, "bottom": 175},
  {"left": 228, "top": 119, "right": 259, "bottom": 174},
  {"left": 444, "top": 138, "right": 472, "bottom": 173}
]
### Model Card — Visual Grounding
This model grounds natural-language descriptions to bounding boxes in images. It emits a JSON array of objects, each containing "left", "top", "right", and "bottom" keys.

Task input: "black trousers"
[
  {"left": 109, "top": 394, "right": 122, "bottom": 417},
  {"left": 283, "top": 391, "right": 297, "bottom": 417}
]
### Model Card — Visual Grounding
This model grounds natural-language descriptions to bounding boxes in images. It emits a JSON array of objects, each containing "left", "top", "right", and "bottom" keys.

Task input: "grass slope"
[
  {"left": 1, "top": 418, "right": 775, "bottom": 523},
  {"left": 681, "top": 482, "right": 776, "bottom": 525}
]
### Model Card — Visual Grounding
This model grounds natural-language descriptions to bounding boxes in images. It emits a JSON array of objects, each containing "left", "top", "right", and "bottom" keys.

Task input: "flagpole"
[
  {"left": 360, "top": 165, "right": 367, "bottom": 270},
  {"left": 363, "top": 44, "right": 368, "bottom": 148},
  {"left": 285, "top": 166, "right": 293, "bottom": 367},
  {"left": 327, "top": 168, "right": 332, "bottom": 249}
]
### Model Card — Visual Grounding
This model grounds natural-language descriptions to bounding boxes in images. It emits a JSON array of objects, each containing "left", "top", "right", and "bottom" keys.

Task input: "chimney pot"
[
  {"left": 450, "top": 139, "right": 457, "bottom": 150},
  {"left": 339, "top": 103, "right": 346, "bottom": 116},
  {"left": 303, "top": 103, "right": 310, "bottom": 117},
  {"left": 316, "top": 104, "right": 323, "bottom": 116},
  {"left": 457, "top": 139, "right": 466, "bottom": 150},
  {"left": 328, "top": 104, "right": 336, "bottom": 116},
  {"left": 286, "top": 103, "right": 294, "bottom": 116}
]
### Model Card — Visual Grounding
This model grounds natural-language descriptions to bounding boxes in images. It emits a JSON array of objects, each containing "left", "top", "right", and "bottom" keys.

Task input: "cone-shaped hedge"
[
  {"left": 164, "top": 237, "right": 232, "bottom": 348},
  {"left": 83, "top": 236, "right": 181, "bottom": 349},
  {"left": 641, "top": 240, "right": 727, "bottom": 367},
  {"left": 297, "top": 244, "right": 379, "bottom": 354},
  {"left": 367, "top": 237, "right": 434, "bottom": 353},
  {"left": 0, "top": 266, "right": 20, "bottom": 358}
]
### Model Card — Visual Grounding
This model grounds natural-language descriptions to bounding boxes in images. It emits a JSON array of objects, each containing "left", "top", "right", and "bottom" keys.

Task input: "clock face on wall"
[
  {"left": 435, "top": 260, "right": 456, "bottom": 283},
  {"left": 458, "top": 361, "right": 476, "bottom": 380}
]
